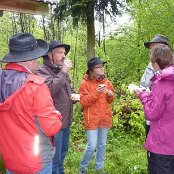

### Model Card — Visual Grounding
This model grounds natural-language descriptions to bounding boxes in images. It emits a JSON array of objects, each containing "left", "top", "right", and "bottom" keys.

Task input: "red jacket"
[
  {"left": 79, "top": 74, "right": 114, "bottom": 130},
  {"left": 0, "top": 63, "right": 62, "bottom": 173}
]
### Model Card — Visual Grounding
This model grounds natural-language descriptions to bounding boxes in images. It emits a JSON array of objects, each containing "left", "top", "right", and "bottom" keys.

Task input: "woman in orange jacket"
[{"left": 78, "top": 57, "right": 114, "bottom": 174}]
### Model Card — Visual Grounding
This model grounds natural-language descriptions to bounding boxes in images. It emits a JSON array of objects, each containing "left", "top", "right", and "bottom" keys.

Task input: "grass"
[{"left": 64, "top": 126, "right": 148, "bottom": 174}]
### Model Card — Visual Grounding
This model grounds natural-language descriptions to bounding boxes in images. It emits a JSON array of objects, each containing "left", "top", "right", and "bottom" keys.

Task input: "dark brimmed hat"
[
  {"left": 144, "top": 34, "right": 169, "bottom": 48},
  {"left": 87, "top": 57, "right": 106, "bottom": 71},
  {"left": 48, "top": 40, "right": 70, "bottom": 55},
  {"left": 1, "top": 33, "right": 49, "bottom": 63}
]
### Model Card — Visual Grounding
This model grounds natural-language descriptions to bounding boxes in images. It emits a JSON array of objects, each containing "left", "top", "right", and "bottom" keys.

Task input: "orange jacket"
[{"left": 79, "top": 74, "right": 114, "bottom": 130}]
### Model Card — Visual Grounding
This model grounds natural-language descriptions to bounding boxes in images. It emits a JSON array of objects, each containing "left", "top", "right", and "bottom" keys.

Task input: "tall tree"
[{"left": 54, "top": 0, "right": 126, "bottom": 59}]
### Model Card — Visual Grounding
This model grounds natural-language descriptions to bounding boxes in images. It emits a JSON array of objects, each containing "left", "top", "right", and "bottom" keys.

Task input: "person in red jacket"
[
  {"left": 78, "top": 57, "right": 114, "bottom": 174},
  {"left": 0, "top": 33, "right": 62, "bottom": 174}
]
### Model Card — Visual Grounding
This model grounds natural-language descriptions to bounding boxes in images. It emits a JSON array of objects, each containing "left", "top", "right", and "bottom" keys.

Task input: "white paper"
[{"left": 128, "top": 84, "right": 147, "bottom": 94}]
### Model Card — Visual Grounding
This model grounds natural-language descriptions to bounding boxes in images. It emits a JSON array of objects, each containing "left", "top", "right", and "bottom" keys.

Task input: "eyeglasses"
[{"left": 93, "top": 65, "right": 104, "bottom": 69}]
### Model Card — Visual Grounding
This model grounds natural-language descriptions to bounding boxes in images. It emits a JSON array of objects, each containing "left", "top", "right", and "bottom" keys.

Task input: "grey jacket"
[
  {"left": 36, "top": 58, "right": 74, "bottom": 129},
  {"left": 140, "top": 63, "right": 155, "bottom": 89}
]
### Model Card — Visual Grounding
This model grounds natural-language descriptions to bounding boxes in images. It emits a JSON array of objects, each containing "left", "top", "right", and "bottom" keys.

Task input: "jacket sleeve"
[
  {"left": 140, "top": 63, "right": 155, "bottom": 89},
  {"left": 79, "top": 83, "right": 101, "bottom": 107},
  {"left": 139, "top": 82, "right": 165, "bottom": 121},
  {"left": 36, "top": 67, "right": 69, "bottom": 96},
  {"left": 33, "top": 83, "right": 62, "bottom": 136},
  {"left": 106, "top": 81, "right": 114, "bottom": 104}
]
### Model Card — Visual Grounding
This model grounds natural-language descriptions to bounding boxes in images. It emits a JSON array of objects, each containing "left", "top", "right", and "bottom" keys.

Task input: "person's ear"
[
  {"left": 48, "top": 52, "right": 53, "bottom": 62},
  {"left": 48, "top": 52, "right": 52, "bottom": 58}
]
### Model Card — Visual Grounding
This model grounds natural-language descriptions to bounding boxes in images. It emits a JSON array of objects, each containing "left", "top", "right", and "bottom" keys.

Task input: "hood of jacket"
[
  {"left": 152, "top": 66, "right": 174, "bottom": 82},
  {"left": 0, "top": 64, "right": 30, "bottom": 103}
]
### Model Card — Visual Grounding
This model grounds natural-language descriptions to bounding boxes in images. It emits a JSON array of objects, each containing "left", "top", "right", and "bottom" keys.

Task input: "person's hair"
[
  {"left": 150, "top": 44, "right": 174, "bottom": 70},
  {"left": 86, "top": 69, "right": 95, "bottom": 79}
]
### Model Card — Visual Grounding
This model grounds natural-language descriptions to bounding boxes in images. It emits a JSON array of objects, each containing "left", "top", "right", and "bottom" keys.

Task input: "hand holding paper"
[{"left": 128, "top": 84, "right": 148, "bottom": 94}]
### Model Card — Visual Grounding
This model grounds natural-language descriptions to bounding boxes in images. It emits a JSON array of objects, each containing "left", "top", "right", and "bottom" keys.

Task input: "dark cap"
[
  {"left": 144, "top": 34, "right": 169, "bottom": 48},
  {"left": 87, "top": 57, "right": 106, "bottom": 70}
]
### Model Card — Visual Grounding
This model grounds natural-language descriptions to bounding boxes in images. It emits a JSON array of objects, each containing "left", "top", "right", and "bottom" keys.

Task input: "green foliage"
[
  {"left": 0, "top": 156, "right": 5, "bottom": 173},
  {"left": 112, "top": 84, "right": 145, "bottom": 141},
  {"left": 129, "top": 0, "right": 174, "bottom": 47},
  {"left": 0, "top": 13, "right": 12, "bottom": 60},
  {"left": 103, "top": 33, "right": 147, "bottom": 87},
  {"left": 63, "top": 22, "right": 88, "bottom": 90},
  {"left": 100, "top": 0, "right": 174, "bottom": 87},
  {"left": 54, "top": 0, "right": 126, "bottom": 26},
  {"left": 53, "top": 0, "right": 127, "bottom": 58}
]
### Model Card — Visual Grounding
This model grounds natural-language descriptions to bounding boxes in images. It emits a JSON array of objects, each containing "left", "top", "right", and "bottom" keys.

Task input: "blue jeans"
[
  {"left": 80, "top": 128, "right": 108, "bottom": 172},
  {"left": 52, "top": 127, "right": 70, "bottom": 174},
  {"left": 6, "top": 162, "right": 52, "bottom": 174}
]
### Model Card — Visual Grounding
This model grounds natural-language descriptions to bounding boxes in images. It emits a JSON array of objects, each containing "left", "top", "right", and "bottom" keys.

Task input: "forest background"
[{"left": 1, "top": 0, "right": 174, "bottom": 173}]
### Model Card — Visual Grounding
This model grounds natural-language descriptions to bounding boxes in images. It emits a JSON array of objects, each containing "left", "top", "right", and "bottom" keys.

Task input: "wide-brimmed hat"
[
  {"left": 1, "top": 33, "right": 49, "bottom": 63},
  {"left": 144, "top": 34, "right": 169, "bottom": 48},
  {"left": 87, "top": 57, "right": 106, "bottom": 71},
  {"left": 48, "top": 40, "right": 70, "bottom": 55}
]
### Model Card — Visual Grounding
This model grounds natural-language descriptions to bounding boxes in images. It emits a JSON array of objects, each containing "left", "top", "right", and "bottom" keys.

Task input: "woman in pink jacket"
[{"left": 138, "top": 44, "right": 174, "bottom": 174}]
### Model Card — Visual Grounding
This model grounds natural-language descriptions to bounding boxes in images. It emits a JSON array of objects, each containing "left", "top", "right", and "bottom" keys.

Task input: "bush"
[{"left": 112, "top": 84, "right": 146, "bottom": 141}]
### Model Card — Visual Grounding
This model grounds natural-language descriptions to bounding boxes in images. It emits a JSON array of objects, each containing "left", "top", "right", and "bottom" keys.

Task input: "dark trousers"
[
  {"left": 146, "top": 124, "right": 156, "bottom": 174},
  {"left": 146, "top": 124, "right": 150, "bottom": 138},
  {"left": 148, "top": 152, "right": 174, "bottom": 174}
]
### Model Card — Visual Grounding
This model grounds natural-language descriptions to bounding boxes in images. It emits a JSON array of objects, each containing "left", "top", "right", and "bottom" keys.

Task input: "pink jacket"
[{"left": 139, "top": 66, "right": 174, "bottom": 155}]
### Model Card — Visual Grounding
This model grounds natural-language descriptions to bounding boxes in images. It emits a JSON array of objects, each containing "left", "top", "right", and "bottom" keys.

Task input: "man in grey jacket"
[
  {"left": 140, "top": 34, "right": 170, "bottom": 174},
  {"left": 36, "top": 40, "right": 77, "bottom": 174},
  {"left": 140, "top": 34, "right": 170, "bottom": 135}
]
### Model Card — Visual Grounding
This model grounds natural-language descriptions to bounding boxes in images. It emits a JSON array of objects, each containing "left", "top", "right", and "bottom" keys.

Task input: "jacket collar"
[{"left": 83, "top": 73, "right": 106, "bottom": 82}]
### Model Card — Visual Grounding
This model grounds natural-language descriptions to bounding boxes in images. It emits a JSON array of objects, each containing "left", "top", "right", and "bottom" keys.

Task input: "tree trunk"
[
  {"left": 86, "top": 2, "right": 95, "bottom": 59},
  {"left": 102, "top": 10, "right": 106, "bottom": 55}
]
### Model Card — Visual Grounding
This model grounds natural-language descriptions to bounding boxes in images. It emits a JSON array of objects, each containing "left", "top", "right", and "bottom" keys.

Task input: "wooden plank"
[
  {"left": 34, "top": 0, "right": 56, "bottom": 5},
  {"left": 0, "top": 0, "right": 49, "bottom": 15}
]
